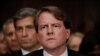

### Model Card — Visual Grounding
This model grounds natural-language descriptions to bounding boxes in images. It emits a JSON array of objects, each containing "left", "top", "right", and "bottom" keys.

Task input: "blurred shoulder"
[
  {"left": 68, "top": 49, "right": 86, "bottom": 56},
  {"left": 26, "top": 49, "right": 43, "bottom": 56}
]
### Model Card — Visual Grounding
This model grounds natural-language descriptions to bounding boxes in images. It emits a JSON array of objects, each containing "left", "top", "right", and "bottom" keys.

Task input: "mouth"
[
  {"left": 11, "top": 42, "right": 19, "bottom": 45},
  {"left": 20, "top": 40, "right": 31, "bottom": 44},
  {"left": 21, "top": 41, "right": 28, "bottom": 43},
  {"left": 11, "top": 44, "right": 19, "bottom": 47},
  {"left": 47, "top": 38, "right": 56, "bottom": 41}
]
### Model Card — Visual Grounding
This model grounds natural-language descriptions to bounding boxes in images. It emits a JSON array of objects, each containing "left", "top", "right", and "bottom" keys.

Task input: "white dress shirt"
[
  {"left": 21, "top": 46, "right": 43, "bottom": 56},
  {"left": 43, "top": 48, "right": 68, "bottom": 56},
  {"left": 21, "top": 49, "right": 30, "bottom": 56}
]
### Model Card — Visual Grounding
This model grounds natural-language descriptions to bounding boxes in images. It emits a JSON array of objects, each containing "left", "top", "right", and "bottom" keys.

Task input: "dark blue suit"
[
  {"left": 9, "top": 50, "right": 22, "bottom": 56},
  {"left": 26, "top": 49, "right": 85, "bottom": 56}
]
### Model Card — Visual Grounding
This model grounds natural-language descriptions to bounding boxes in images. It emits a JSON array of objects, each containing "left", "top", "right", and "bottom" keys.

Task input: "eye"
[
  {"left": 16, "top": 27, "right": 22, "bottom": 32},
  {"left": 41, "top": 26, "right": 46, "bottom": 29},
  {"left": 54, "top": 25, "right": 59, "bottom": 27},
  {"left": 40, "top": 25, "right": 47, "bottom": 30},
  {"left": 7, "top": 32, "right": 13, "bottom": 37},
  {"left": 53, "top": 24, "right": 61, "bottom": 28},
  {"left": 26, "top": 25, "right": 34, "bottom": 29},
  {"left": 15, "top": 26, "right": 23, "bottom": 32}
]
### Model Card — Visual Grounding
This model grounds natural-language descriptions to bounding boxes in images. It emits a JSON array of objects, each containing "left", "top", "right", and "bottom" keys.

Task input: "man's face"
[
  {"left": 5, "top": 22, "right": 20, "bottom": 51},
  {"left": 0, "top": 32, "right": 8, "bottom": 54},
  {"left": 15, "top": 16, "right": 38, "bottom": 49},
  {"left": 38, "top": 12, "right": 70, "bottom": 49}
]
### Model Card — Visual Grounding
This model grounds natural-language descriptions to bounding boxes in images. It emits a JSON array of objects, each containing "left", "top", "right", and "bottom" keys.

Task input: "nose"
[
  {"left": 47, "top": 26, "right": 53, "bottom": 35},
  {"left": 22, "top": 28, "right": 28, "bottom": 37},
  {"left": 11, "top": 33, "right": 17, "bottom": 41}
]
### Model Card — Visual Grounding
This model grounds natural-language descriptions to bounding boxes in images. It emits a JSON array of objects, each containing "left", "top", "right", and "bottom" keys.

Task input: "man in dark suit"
[
  {"left": 3, "top": 18, "right": 21, "bottom": 53},
  {"left": 11, "top": 8, "right": 42, "bottom": 56},
  {"left": 3, "top": 18, "right": 21, "bottom": 56},
  {"left": 26, "top": 6, "right": 83, "bottom": 56},
  {"left": 0, "top": 29, "right": 9, "bottom": 56}
]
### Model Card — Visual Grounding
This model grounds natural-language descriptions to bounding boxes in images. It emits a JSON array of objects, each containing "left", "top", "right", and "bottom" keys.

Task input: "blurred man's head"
[
  {"left": 67, "top": 32, "right": 84, "bottom": 52},
  {"left": 3, "top": 19, "right": 21, "bottom": 51},
  {"left": 13, "top": 8, "right": 40, "bottom": 51},
  {"left": 0, "top": 31, "right": 8, "bottom": 54}
]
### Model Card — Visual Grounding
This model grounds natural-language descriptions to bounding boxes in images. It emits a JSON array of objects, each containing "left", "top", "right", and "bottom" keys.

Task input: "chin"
[{"left": 44, "top": 45, "right": 57, "bottom": 50}]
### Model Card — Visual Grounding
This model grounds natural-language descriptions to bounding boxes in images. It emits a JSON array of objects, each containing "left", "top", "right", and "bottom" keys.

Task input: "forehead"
[
  {"left": 16, "top": 16, "right": 34, "bottom": 26},
  {"left": 38, "top": 12, "right": 63, "bottom": 25},
  {"left": 5, "top": 23, "right": 15, "bottom": 32}
]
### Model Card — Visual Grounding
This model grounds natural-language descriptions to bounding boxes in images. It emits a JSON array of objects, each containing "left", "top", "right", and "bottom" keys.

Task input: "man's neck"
[
  {"left": 21, "top": 44, "right": 41, "bottom": 55},
  {"left": 31, "top": 44, "right": 41, "bottom": 51},
  {"left": 21, "top": 48, "right": 30, "bottom": 55},
  {"left": 22, "top": 44, "right": 41, "bottom": 52},
  {"left": 44, "top": 45, "right": 67, "bottom": 55}
]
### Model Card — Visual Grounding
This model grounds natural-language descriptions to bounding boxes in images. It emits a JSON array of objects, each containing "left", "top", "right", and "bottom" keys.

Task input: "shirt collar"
[
  {"left": 38, "top": 46, "right": 43, "bottom": 50},
  {"left": 21, "top": 46, "right": 43, "bottom": 55},
  {"left": 43, "top": 48, "right": 68, "bottom": 56},
  {"left": 21, "top": 49, "right": 30, "bottom": 55}
]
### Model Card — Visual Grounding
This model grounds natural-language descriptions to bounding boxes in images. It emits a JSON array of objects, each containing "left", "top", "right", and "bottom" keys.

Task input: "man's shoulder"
[
  {"left": 26, "top": 49, "right": 86, "bottom": 56},
  {"left": 26, "top": 49, "right": 43, "bottom": 56},
  {"left": 68, "top": 49, "right": 85, "bottom": 56},
  {"left": 10, "top": 50, "right": 22, "bottom": 56},
  {"left": 32, "top": 49, "right": 43, "bottom": 54}
]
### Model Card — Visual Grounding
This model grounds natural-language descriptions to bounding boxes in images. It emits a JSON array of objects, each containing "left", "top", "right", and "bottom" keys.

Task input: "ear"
[{"left": 65, "top": 29, "right": 70, "bottom": 39}]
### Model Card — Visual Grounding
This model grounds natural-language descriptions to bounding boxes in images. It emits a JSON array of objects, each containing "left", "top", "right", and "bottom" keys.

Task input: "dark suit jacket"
[
  {"left": 0, "top": 53, "right": 11, "bottom": 56},
  {"left": 10, "top": 50, "right": 22, "bottom": 56},
  {"left": 26, "top": 49, "right": 84, "bottom": 56},
  {"left": 10, "top": 50, "right": 33, "bottom": 56}
]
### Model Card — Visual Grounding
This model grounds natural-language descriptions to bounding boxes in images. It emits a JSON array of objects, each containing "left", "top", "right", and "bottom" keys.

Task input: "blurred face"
[
  {"left": 69, "top": 36, "right": 82, "bottom": 51},
  {"left": 0, "top": 32, "right": 8, "bottom": 54},
  {"left": 4, "top": 22, "right": 20, "bottom": 51},
  {"left": 15, "top": 16, "right": 38, "bottom": 50},
  {"left": 38, "top": 12, "right": 70, "bottom": 50}
]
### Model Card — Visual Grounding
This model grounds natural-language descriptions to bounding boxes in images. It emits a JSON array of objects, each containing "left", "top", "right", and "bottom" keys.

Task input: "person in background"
[
  {"left": 67, "top": 32, "right": 84, "bottom": 52},
  {"left": 13, "top": 8, "right": 42, "bottom": 56},
  {"left": 3, "top": 18, "right": 21, "bottom": 53},
  {"left": 0, "top": 30, "right": 9, "bottom": 56},
  {"left": 79, "top": 21, "right": 100, "bottom": 56}
]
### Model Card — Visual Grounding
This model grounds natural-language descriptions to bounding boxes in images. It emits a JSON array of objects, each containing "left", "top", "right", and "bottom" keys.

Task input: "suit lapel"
[{"left": 35, "top": 49, "right": 43, "bottom": 56}]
